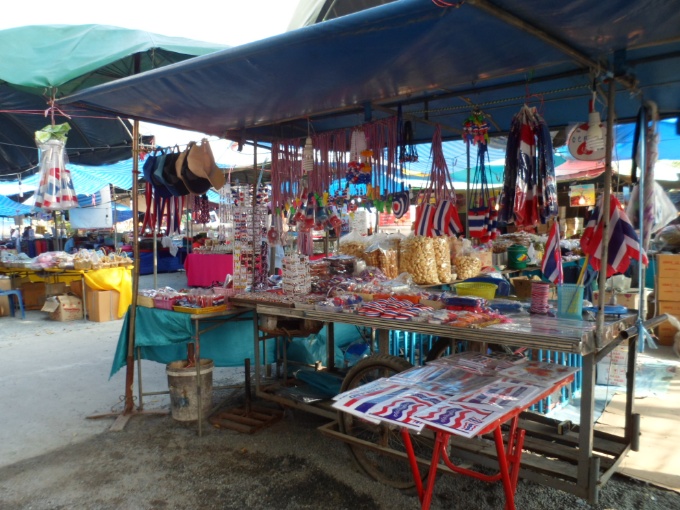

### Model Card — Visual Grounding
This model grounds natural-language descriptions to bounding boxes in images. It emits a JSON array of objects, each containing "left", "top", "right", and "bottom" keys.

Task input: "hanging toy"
[
  {"left": 391, "top": 191, "right": 409, "bottom": 219},
  {"left": 462, "top": 108, "right": 489, "bottom": 146},
  {"left": 347, "top": 128, "right": 371, "bottom": 185}
]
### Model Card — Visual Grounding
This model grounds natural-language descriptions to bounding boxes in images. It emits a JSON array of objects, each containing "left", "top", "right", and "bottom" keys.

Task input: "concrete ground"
[{"left": 0, "top": 271, "right": 189, "bottom": 468}]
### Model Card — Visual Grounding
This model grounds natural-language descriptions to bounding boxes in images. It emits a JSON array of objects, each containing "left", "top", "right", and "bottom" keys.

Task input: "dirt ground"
[{"left": 1, "top": 272, "right": 679, "bottom": 509}]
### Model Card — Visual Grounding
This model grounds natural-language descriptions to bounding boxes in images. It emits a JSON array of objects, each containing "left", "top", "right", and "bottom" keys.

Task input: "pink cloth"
[{"left": 184, "top": 253, "right": 234, "bottom": 287}]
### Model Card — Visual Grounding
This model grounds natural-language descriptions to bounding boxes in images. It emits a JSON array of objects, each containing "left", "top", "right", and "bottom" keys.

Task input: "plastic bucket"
[
  {"left": 507, "top": 244, "right": 529, "bottom": 269},
  {"left": 557, "top": 284, "right": 584, "bottom": 320},
  {"left": 166, "top": 359, "right": 214, "bottom": 422}
]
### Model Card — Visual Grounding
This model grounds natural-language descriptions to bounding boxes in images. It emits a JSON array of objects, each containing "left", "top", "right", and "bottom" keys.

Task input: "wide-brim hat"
[
  {"left": 186, "top": 139, "right": 225, "bottom": 190},
  {"left": 176, "top": 143, "right": 212, "bottom": 195},
  {"left": 161, "top": 148, "right": 189, "bottom": 196}
]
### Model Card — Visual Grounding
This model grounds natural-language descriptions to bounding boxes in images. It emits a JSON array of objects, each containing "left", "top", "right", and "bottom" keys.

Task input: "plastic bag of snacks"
[
  {"left": 453, "top": 249, "right": 482, "bottom": 280},
  {"left": 433, "top": 236, "right": 452, "bottom": 283},
  {"left": 385, "top": 233, "right": 405, "bottom": 273},
  {"left": 400, "top": 235, "right": 439, "bottom": 285},
  {"left": 364, "top": 237, "right": 399, "bottom": 279},
  {"left": 338, "top": 230, "right": 366, "bottom": 259}
]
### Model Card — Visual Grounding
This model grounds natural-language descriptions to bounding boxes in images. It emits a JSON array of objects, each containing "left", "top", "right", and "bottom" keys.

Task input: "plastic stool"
[{"left": 0, "top": 289, "right": 26, "bottom": 320}]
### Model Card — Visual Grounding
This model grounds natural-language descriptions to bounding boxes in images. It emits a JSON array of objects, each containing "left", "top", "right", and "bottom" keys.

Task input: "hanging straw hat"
[
  {"left": 176, "top": 142, "right": 211, "bottom": 195},
  {"left": 186, "top": 139, "right": 226, "bottom": 190}
]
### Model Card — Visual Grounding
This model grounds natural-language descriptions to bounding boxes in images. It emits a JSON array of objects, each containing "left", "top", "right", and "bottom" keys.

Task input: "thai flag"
[
  {"left": 581, "top": 194, "right": 648, "bottom": 277},
  {"left": 541, "top": 221, "right": 563, "bottom": 283}
]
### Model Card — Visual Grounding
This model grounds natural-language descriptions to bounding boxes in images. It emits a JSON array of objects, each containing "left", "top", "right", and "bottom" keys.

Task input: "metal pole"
[
  {"left": 124, "top": 54, "right": 142, "bottom": 415},
  {"left": 112, "top": 185, "right": 118, "bottom": 251},
  {"left": 252, "top": 140, "right": 257, "bottom": 290},
  {"left": 636, "top": 106, "right": 648, "bottom": 353},
  {"left": 595, "top": 81, "right": 616, "bottom": 348},
  {"left": 465, "top": 141, "right": 471, "bottom": 238},
  {"left": 153, "top": 228, "right": 158, "bottom": 290}
]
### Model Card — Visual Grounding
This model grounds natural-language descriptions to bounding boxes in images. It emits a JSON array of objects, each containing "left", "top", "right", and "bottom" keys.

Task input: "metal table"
[{"left": 247, "top": 301, "right": 658, "bottom": 504}]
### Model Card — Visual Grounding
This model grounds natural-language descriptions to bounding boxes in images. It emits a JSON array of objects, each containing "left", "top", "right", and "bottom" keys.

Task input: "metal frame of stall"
[
  {"left": 86, "top": 4, "right": 673, "bottom": 505},
  {"left": 246, "top": 301, "right": 667, "bottom": 503}
]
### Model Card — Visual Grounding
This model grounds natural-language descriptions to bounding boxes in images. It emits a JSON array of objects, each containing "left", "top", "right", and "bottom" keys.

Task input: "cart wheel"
[
  {"left": 338, "top": 354, "right": 433, "bottom": 490},
  {"left": 424, "top": 337, "right": 460, "bottom": 363}
]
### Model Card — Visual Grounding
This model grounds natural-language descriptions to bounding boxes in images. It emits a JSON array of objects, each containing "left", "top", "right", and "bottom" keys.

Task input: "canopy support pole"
[
  {"left": 595, "top": 81, "right": 616, "bottom": 348},
  {"left": 88, "top": 54, "right": 167, "bottom": 430}
]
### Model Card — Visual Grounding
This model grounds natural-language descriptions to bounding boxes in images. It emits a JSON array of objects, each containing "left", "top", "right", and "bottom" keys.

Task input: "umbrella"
[{"left": 0, "top": 24, "right": 225, "bottom": 178}]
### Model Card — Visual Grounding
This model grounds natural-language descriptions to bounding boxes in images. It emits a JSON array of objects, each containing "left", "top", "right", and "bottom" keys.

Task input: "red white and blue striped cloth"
[
  {"left": 541, "top": 220, "right": 563, "bottom": 283},
  {"left": 581, "top": 194, "right": 648, "bottom": 277}
]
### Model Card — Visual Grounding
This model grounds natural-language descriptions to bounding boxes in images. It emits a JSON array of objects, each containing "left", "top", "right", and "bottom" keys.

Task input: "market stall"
[{"left": 59, "top": 1, "right": 680, "bottom": 505}]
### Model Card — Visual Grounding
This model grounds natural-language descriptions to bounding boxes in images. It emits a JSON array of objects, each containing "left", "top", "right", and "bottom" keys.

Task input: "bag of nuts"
[
  {"left": 401, "top": 235, "right": 440, "bottom": 285},
  {"left": 364, "top": 243, "right": 399, "bottom": 279},
  {"left": 453, "top": 253, "right": 482, "bottom": 280},
  {"left": 433, "top": 236, "right": 452, "bottom": 283},
  {"left": 338, "top": 230, "right": 367, "bottom": 259}
]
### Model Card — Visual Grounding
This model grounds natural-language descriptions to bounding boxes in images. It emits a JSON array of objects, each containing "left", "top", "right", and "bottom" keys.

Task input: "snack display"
[
  {"left": 453, "top": 254, "right": 482, "bottom": 280},
  {"left": 433, "top": 237, "right": 452, "bottom": 283},
  {"left": 338, "top": 231, "right": 366, "bottom": 259},
  {"left": 400, "top": 235, "right": 439, "bottom": 285},
  {"left": 364, "top": 244, "right": 399, "bottom": 279}
]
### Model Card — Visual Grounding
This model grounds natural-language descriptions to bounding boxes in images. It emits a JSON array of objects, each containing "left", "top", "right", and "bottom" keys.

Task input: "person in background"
[
  {"left": 63, "top": 236, "right": 75, "bottom": 254},
  {"left": 12, "top": 227, "right": 21, "bottom": 253}
]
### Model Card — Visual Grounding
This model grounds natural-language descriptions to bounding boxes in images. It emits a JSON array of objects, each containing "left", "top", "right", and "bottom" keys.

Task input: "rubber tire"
[
  {"left": 338, "top": 354, "right": 432, "bottom": 490},
  {"left": 424, "top": 337, "right": 459, "bottom": 363}
]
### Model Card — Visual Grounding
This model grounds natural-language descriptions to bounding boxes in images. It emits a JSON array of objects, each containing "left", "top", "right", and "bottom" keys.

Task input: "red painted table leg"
[{"left": 493, "top": 426, "right": 516, "bottom": 510}]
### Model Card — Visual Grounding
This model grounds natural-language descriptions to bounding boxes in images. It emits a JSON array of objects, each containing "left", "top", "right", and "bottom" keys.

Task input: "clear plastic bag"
[
  {"left": 433, "top": 236, "right": 452, "bottom": 283},
  {"left": 338, "top": 230, "right": 366, "bottom": 259},
  {"left": 453, "top": 246, "right": 483, "bottom": 280},
  {"left": 401, "top": 235, "right": 440, "bottom": 285},
  {"left": 626, "top": 182, "right": 677, "bottom": 234}
]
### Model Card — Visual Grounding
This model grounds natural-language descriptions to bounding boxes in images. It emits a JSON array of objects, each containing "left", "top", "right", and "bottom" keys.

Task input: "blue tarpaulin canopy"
[
  {"left": 61, "top": 0, "right": 680, "bottom": 146},
  {"left": 0, "top": 194, "right": 32, "bottom": 217}
]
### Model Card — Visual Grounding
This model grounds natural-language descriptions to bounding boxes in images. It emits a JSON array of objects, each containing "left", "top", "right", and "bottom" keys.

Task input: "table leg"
[
  {"left": 327, "top": 322, "right": 335, "bottom": 370},
  {"left": 195, "top": 318, "right": 203, "bottom": 437},
  {"left": 253, "top": 312, "right": 261, "bottom": 393},
  {"left": 493, "top": 426, "right": 515, "bottom": 510},
  {"left": 420, "top": 432, "right": 447, "bottom": 510},
  {"left": 81, "top": 275, "right": 88, "bottom": 322},
  {"left": 401, "top": 429, "right": 424, "bottom": 500},
  {"left": 377, "top": 329, "right": 389, "bottom": 355}
]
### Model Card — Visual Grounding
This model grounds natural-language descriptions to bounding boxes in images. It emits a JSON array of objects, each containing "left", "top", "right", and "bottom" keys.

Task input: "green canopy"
[
  {"left": 0, "top": 24, "right": 225, "bottom": 96},
  {"left": 0, "top": 24, "right": 226, "bottom": 177}
]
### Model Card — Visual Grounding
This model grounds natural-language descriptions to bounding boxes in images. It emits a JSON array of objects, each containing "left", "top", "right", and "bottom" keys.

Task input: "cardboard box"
[
  {"left": 0, "top": 276, "right": 11, "bottom": 317},
  {"left": 69, "top": 280, "right": 84, "bottom": 299},
  {"left": 592, "top": 288, "right": 652, "bottom": 312},
  {"left": 11, "top": 276, "right": 30, "bottom": 290},
  {"left": 656, "top": 277, "right": 680, "bottom": 302},
  {"left": 45, "top": 282, "right": 67, "bottom": 297},
  {"left": 41, "top": 295, "right": 83, "bottom": 322},
  {"left": 86, "top": 290, "right": 121, "bottom": 322},
  {"left": 21, "top": 282, "right": 46, "bottom": 310},
  {"left": 656, "top": 300, "right": 680, "bottom": 346},
  {"left": 657, "top": 254, "right": 680, "bottom": 278},
  {"left": 597, "top": 342, "right": 633, "bottom": 386}
]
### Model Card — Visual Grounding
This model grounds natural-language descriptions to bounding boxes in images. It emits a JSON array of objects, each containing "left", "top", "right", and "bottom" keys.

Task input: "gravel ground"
[{"left": 1, "top": 271, "right": 679, "bottom": 509}]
